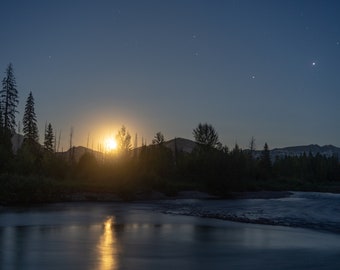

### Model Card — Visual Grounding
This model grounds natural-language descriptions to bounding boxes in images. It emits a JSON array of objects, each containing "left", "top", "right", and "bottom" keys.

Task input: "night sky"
[{"left": 1, "top": 0, "right": 339, "bottom": 151}]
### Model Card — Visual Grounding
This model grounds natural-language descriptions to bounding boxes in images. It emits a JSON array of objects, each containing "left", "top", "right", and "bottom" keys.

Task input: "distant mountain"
[
  {"left": 60, "top": 138, "right": 197, "bottom": 162},
  {"left": 163, "top": 139, "right": 339, "bottom": 159},
  {"left": 266, "top": 144, "right": 340, "bottom": 159},
  {"left": 10, "top": 132, "right": 339, "bottom": 162},
  {"left": 163, "top": 137, "right": 197, "bottom": 153},
  {"left": 57, "top": 146, "right": 104, "bottom": 162}
]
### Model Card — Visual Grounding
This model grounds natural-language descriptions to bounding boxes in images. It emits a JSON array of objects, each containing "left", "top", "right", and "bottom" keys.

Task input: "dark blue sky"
[{"left": 1, "top": 0, "right": 339, "bottom": 150}]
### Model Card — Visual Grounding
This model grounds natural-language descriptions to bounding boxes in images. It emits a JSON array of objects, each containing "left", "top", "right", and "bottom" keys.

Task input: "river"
[{"left": 1, "top": 192, "right": 340, "bottom": 269}]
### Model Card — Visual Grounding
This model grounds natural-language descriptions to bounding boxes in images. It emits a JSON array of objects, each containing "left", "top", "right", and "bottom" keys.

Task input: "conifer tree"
[
  {"left": 0, "top": 102, "right": 10, "bottom": 171},
  {"left": 0, "top": 102, "right": 5, "bottom": 145},
  {"left": 23, "top": 91, "right": 39, "bottom": 144},
  {"left": 260, "top": 142, "right": 272, "bottom": 179},
  {"left": 249, "top": 136, "right": 256, "bottom": 156},
  {"left": 261, "top": 143, "right": 271, "bottom": 167},
  {"left": 1, "top": 63, "right": 19, "bottom": 133},
  {"left": 0, "top": 103, "right": 3, "bottom": 130},
  {"left": 44, "top": 123, "right": 54, "bottom": 152}
]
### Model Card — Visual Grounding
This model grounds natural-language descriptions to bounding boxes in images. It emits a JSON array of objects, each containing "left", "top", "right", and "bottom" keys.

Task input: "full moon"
[{"left": 104, "top": 137, "right": 117, "bottom": 152}]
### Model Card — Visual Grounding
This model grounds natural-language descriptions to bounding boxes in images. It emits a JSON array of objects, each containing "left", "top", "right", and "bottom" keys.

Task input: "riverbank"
[
  {"left": 1, "top": 173, "right": 340, "bottom": 205},
  {"left": 1, "top": 188, "right": 294, "bottom": 206},
  {"left": 40, "top": 190, "right": 219, "bottom": 203},
  {"left": 61, "top": 190, "right": 292, "bottom": 202}
]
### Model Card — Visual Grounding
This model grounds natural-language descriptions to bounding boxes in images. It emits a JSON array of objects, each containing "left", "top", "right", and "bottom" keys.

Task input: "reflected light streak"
[{"left": 97, "top": 216, "right": 118, "bottom": 270}]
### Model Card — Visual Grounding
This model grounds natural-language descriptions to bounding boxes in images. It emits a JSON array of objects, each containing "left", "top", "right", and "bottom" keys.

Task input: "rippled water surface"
[
  {"left": 159, "top": 192, "right": 340, "bottom": 233},
  {"left": 1, "top": 192, "right": 340, "bottom": 270}
]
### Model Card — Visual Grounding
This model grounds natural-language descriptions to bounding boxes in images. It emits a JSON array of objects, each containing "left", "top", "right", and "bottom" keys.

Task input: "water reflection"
[{"left": 97, "top": 216, "right": 118, "bottom": 270}]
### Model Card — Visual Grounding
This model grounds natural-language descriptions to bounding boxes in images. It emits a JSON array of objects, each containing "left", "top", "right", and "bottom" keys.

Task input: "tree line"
[
  {"left": 0, "top": 63, "right": 55, "bottom": 174},
  {"left": 1, "top": 63, "right": 340, "bottom": 202}
]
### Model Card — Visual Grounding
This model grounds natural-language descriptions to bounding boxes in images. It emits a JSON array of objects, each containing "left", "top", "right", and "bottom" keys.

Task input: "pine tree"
[
  {"left": 249, "top": 136, "right": 256, "bottom": 157},
  {"left": 0, "top": 101, "right": 12, "bottom": 171},
  {"left": 261, "top": 143, "right": 271, "bottom": 167},
  {"left": 1, "top": 63, "right": 19, "bottom": 133},
  {"left": 0, "top": 102, "right": 3, "bottom": 130},
  {"left": 0, "top": 101, "right": 5, "bottom": 148},
  {"left": 44, "top": 123, "right": 54, "bottom": 152},
  {"left": 23, "top": 91, "right": 39, "bottom": 144},
  {"left": 260, "top": 142, "right": 272, "bottom": 179}
]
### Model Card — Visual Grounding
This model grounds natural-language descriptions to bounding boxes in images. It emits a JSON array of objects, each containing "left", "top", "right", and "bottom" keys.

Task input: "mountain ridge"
[
  {"left": 11, "top": 133, "right": 340, "bottom": 160},
  {"left": 269, "top": 144, "right": 340, "bottom": 159}
]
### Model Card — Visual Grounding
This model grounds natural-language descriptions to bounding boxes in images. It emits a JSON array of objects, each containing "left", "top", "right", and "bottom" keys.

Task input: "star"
[
  {"left": 251, "top": 75, "right": 256, "bottom": 79},
  {"left": 312, "top": 62, "right": 316, "bottom": 66}
]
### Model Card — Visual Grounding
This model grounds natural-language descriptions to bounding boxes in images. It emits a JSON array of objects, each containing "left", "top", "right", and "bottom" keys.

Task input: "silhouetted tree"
[
  {"left": 0, "top": 103, "right": 3, "bottom": 129},
  {"left": 23, "top": 92, "right": 39, "bottom": 144},
  {"left": 16, "top": 92, "right": 41, "bottom": 174},
  {"left": 193, "top": 123, "right": 221, "bottom": 150},
  {"left": 0, "top": 102, "right": 4, "bottom": 144},
  {"left": 244, "top": 137, "right": 257, "bottom": 179},
  {"left": 261, "top": 143, "right": 271, "bottom": 164},
  {"left": 0, "top": 64, "right": 18, "bottom": 169},
  {"left": 152, "top": 131, "right": 165, "bottom": 145},
  {"left": 229, "top": 143, "right": 246, "bottom": 183},
  {"left": 44, "top": 123, "right": 54, "bottom": 152},
  {"left": 0, "top": 102, "right": 12, "bottom": 172},
  {"left": 150, "top": 132, "right": 173, "bottom": 176},
  {"left": 1, "top": 63, "right": 19, "bottom": 133},
  {"left": 134, "top": 133, "right": 138, "bottom": 148},
  {"left": 69, "top": 127, "right": 74, "bottom": 163},
  {"left": 116, "top": 125, "right": 131, "bottom": 156},
  {"left": 260, "top": 142, "right": 272, "bottom": 179},
  {"left": 272, "top": 152, "right": 340, "bottom": 183},
  {"left": 249, "top": 136, "right": 256, "bottom": 157}
]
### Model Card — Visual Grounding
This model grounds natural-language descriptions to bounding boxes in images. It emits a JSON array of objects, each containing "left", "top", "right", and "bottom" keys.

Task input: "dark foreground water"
[{"left": 1, "top": 192, "right": 340, "bottom": 270}]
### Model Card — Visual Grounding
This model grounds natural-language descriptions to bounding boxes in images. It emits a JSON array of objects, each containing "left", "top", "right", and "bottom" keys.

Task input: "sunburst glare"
[{"left": 104, "top": 137, "right": 117, "bottom": 152}]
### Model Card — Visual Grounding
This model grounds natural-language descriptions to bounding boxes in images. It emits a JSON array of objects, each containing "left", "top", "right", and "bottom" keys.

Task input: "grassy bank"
[
  {"left": 0, "top": 174, "right": 64, "bottom": 204},
  {"left": 1, "top": 173, "right": 340, "bottom": 205}
]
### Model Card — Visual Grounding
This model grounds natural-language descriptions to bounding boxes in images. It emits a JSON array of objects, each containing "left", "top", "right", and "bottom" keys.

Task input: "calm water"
[{"left": 1, "top": 193, "right": 340, "bottom": 270}]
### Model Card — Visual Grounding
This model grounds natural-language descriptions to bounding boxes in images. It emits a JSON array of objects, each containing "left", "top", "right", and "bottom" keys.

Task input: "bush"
[{"left": 0, "top": 174, "right": 63, "bottom": 204}]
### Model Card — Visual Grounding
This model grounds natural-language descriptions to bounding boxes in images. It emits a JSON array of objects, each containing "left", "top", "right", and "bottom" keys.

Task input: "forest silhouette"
[{"left": 1, "top": 64, "right": 340, "bottom": 204}]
